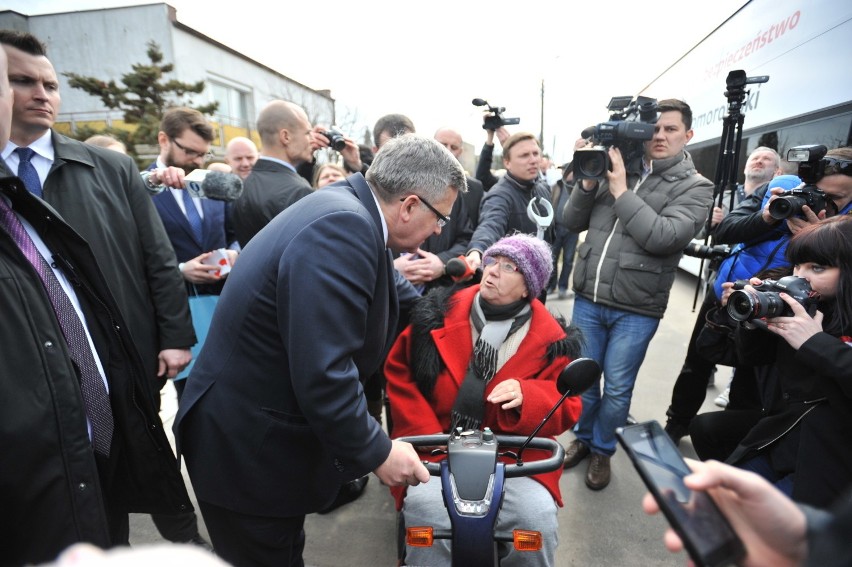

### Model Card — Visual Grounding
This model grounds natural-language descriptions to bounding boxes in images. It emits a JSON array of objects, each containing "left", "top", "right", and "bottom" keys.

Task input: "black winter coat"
[{"left": 0, "top": 176, "right": 191, "bottom": 566}]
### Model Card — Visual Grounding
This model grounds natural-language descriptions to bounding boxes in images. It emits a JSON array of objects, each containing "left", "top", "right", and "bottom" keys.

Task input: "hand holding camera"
[
  {"left": 724, "top": 276, "right": 820, "bottom": 334},
  {"left": 472, "top": 98, "right": 520, "bottom": 131}
]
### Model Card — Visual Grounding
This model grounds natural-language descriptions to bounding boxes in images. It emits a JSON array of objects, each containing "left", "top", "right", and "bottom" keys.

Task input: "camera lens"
[
  {"left": 575, "top": 149, "right": 609, "bottom": 179},
  {"left": 768, "top": 195, "right": 804, "bottom": 220},
  {"left": 726, "top": 290, "right": 756, "bottom": 321}
]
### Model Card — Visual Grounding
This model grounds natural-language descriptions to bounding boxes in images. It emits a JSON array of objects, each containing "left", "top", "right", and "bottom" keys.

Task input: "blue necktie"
[
  {"left": 15, "top": 147, "right": 43, "bottom": 198},
  {"left": 182, "top": 189, "right": 203, "bottom": 243},
  {"left": 0, "top": 197, "right": 114, "bottom": 456}
]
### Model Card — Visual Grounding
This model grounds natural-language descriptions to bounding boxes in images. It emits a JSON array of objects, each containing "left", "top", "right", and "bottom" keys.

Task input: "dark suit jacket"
[
  {"left": 41, "top": 132, "right": 195, "bottom": 397},
  {"left": 232, "top": 158, "right": 313, "bottom": 247},
  {"left": 175, "top": 173, "right": 397, "bottom": 517},
  {"left": 151, "top": 186, "right": 234, "bottom": 295},
  {"left": 463, "top": 175, "right": 484, "bottom": 228}
]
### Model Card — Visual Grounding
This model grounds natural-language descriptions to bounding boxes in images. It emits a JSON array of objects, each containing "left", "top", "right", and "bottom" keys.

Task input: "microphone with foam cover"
[
  {"left": 185, "top": 169, "right": 244, "bottom": 202},
  {"left": 141, "top": 169, "right": 244, "bottom": 202}
]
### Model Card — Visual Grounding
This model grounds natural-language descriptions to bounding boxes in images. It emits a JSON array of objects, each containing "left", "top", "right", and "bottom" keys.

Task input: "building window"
[{"left": 209, "top": 81, "right": 250, "bottom": 129}]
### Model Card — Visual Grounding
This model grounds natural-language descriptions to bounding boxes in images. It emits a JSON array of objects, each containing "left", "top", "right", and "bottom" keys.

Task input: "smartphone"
[{"left": 616, "top": 420, "right": 745, "bottom": 567}]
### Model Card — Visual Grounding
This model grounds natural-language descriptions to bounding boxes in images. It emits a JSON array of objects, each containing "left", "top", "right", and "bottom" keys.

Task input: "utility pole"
[{"left": 539, "top": 79, "right": 545, "bottom": 149}]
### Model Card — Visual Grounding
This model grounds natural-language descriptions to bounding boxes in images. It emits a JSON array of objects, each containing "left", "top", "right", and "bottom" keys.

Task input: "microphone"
[
  {"left": 445, "top": 256, "right": 481, "bottom": 283},
  {"left": 141, "top": 169, "right": 244, "bottom": 202},
  {"left": 580, "top": 125, "right": 597, "bottom": 140}
]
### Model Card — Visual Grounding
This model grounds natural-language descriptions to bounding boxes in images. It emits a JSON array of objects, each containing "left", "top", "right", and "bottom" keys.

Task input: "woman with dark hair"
[
  {"left": 720, "top": 214, "right": 852, "bottom": 508},
  {"left": 385, "top": 233, "right": 583, "bottom": 567}
]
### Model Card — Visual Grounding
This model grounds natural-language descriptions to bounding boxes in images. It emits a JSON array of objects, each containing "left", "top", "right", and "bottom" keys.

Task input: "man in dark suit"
[
  {"left": 175, "top": 134, "right": 466, "bottom": 566},
  {"left": 0, "top": 30, "right": 203, "bottom": 548},
  {"left": 0, "top": 30, "right": 195, "bottom": 393},
  {"left": 0, "top": 45, "right": 193, "bottom": 565},
  {"left": 149, "top": 107, "right": 239, "bottom": 299},
  {"left": 232, "top": 100, "right": 316, "bottom": 247}
]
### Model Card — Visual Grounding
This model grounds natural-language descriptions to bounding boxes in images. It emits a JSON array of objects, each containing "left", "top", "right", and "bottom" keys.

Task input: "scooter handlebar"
[{"left": 396, "top": 434, "right": 564, "bottom": 478}]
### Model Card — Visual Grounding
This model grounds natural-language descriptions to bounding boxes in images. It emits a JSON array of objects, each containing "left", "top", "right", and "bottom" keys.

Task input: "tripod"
[{"left": 690, "top": 69, "right": 770, "bottom": 310}]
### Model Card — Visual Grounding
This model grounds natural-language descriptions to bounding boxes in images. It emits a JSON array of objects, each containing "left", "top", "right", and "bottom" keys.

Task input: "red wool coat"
[{"left": 385, "top": 285, "right": 582, "bottom": 510}]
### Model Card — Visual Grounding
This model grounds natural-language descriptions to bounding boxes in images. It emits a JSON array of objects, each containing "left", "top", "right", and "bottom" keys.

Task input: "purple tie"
[{"left": 0, "top": 197, "right": 114, "bottom": 456}]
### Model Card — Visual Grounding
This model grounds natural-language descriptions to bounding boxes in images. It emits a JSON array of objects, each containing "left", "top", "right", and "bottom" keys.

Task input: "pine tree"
[{"left": 64, "top": 41, "right": 218, "bottom": 156}]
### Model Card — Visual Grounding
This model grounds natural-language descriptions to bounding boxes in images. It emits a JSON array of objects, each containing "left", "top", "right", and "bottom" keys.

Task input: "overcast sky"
[{"left": 8, "top": 0, "right": 748, "bottom": 163}]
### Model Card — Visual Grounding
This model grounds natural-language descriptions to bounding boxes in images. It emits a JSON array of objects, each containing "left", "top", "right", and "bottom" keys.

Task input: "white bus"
[{"left": 641, "top": 0, "right": 852, "bottom": 275}]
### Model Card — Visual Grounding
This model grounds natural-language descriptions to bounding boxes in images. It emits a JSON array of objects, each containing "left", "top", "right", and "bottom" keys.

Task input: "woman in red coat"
[{"left": 385, "top": 233, "right": 583, "bottom": 567}]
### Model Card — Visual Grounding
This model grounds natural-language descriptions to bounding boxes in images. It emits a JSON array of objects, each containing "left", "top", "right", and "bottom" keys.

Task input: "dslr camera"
[
  {"left": 726, "top": 275, "right": 819, "bottom": 322},
  {"left": 473, "top": 98, "right": 520, "bottom": 130},
  {"left": 321, "top": 128, "right": 347, "bottom": 152},
  {"left": 573, "top": 96, "right": 658, "bottom": 181},
  {"left": 768, "top": 145, "right": 836, "bottom": 220}
]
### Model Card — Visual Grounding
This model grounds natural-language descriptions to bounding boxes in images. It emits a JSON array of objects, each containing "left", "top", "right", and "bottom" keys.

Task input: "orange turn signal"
[
  {"left": 513, "top": 529, "right": 543, "bottom": 551},
  {"left": 406, "top": 526, "right": 434, "bottom": 547}
]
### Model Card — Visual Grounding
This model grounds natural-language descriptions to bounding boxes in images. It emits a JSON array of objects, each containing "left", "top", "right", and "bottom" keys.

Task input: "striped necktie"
[{"left": 0, "top": 197, "right": 114, "bottom": 456}]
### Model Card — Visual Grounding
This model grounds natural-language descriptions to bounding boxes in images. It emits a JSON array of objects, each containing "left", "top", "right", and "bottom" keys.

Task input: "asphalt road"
[{"left": 130, "top": 269, "right": 727, "bottom": 566}]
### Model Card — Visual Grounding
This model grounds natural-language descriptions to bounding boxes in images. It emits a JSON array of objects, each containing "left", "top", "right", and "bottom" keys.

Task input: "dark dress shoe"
[
  {"left": 585, "top": 453, "right": 611, "bottom": 490},
  {"left": 563, "top": 439, "right": 591, "bottom": 469},
  {"left": 318, "top": 475, "right": 370, "bottom": 514}
]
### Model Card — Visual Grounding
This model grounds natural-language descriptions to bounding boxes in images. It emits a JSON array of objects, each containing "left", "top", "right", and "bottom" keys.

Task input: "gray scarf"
[{"left": 450, "top": 293, "right": 531, "bottom": 431}]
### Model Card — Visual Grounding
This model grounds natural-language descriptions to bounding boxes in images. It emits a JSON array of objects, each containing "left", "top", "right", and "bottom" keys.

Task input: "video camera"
[
  {"left": 768, "top": 144, "right": 837, "bottom": 220},
  {"left": 472, "top": 98, "right": 520, "bottom": 131},
  {"left": 726, "top": 276, "right": 819, "bottom": 322},
  {"left": 573, "top": 96, "right": 658, "bottom": 181}
]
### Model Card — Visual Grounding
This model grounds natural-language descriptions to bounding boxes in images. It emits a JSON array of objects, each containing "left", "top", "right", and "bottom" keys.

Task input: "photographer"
[
  {"left": 688, "top": 148, "right": 852, "bottom": 459},
  {"left": 711, "top": 214, "right": 852, "bottom": 508},
  {"left": 561, "top": 99, "right": 714, "bottom": 490},
  {"left": 664, "top": 150, "right": 788, "bottom": 446}
]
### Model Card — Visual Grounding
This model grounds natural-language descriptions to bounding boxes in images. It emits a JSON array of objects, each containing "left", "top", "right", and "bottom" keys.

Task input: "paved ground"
[{"left": 130, "top": 269, "right": 729, "bottom": 566}]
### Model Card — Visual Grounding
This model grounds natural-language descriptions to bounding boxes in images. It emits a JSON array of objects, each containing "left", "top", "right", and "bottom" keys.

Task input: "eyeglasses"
[
  {"left": 401, "top": 195, "right": 450, "bottom": 228},
  {"left": 170, "top": 137, "right": 213, "bottom": 160},
  {"left": 483, "top": 256, "right": 520, "bottom": 274},
  {"left": 823, "top": 157, "right": 852, "bottom": 177}
]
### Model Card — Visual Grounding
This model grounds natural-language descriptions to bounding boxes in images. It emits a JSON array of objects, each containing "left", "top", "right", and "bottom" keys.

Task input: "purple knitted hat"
[{"left": 482, "top": 234, "right": 553, "bottom": 299}]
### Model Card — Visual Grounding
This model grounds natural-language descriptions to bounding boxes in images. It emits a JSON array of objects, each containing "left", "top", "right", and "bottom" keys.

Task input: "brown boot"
[
  {"left": 563, "top": 439, "right": 591, "bottom": 469},
  {"left": 585, "top": 453, "right": 611, "bottom": 490}
]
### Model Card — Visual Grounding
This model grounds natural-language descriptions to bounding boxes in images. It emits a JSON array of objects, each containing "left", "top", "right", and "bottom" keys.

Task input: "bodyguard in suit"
[
  {"left": 0, "top": 47, "right": 191, "bottom": 564},
  {"left": 175, "top": 135, "right": 467, "bottom": 566},
  {"left": 0, "top": 31, "right": 194, "bottom": 395},
  {"left": 232, "top": 100, "right": 317, "bottom": 247}
]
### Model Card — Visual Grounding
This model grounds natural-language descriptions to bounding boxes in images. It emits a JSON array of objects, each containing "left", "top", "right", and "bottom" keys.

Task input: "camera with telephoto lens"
[
  {"left": 321, "top": 128, "right": 347, "bottom": 152},
  {"left": 683, "top": 242, "right": 732, "bottom": 271},
  {"left": 768, "top": 145, "right": 836, "bottom": 220},
  {"left": 573, "top": 96, "right": 658, "bottom": 181},
  {"left": 683, "top": 242, "right": 732, "bottom": 261},
  {"left": 726, "top": 276, "right": 819, "bottom": 322},
  {"left": 472, "top": 98, "right": 520, "bottom": 130}
]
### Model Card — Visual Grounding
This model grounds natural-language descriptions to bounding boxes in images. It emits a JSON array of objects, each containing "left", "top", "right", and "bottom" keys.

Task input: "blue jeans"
[
  {"left": 549, "top": 225, "right": 579, "bottom": 292},
  {"left": 572, "top": 296, "right": 660, "bottom": 455},
  {"left": 737, "top": 454, "right": 794, "bottom": 498}
]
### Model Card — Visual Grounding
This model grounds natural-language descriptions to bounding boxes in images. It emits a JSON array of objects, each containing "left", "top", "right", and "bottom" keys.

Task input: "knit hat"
[
  {"left": 769, "top": 174, "right": 802, "bottom": 191},
  {"left": 482, "top": 234, "right": 553, "bottom": 300}
]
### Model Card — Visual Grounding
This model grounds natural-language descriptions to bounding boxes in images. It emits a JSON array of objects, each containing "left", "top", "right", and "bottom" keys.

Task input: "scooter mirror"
[{"left": 556, "top": 358, "right": 600, "bottom": 397}]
